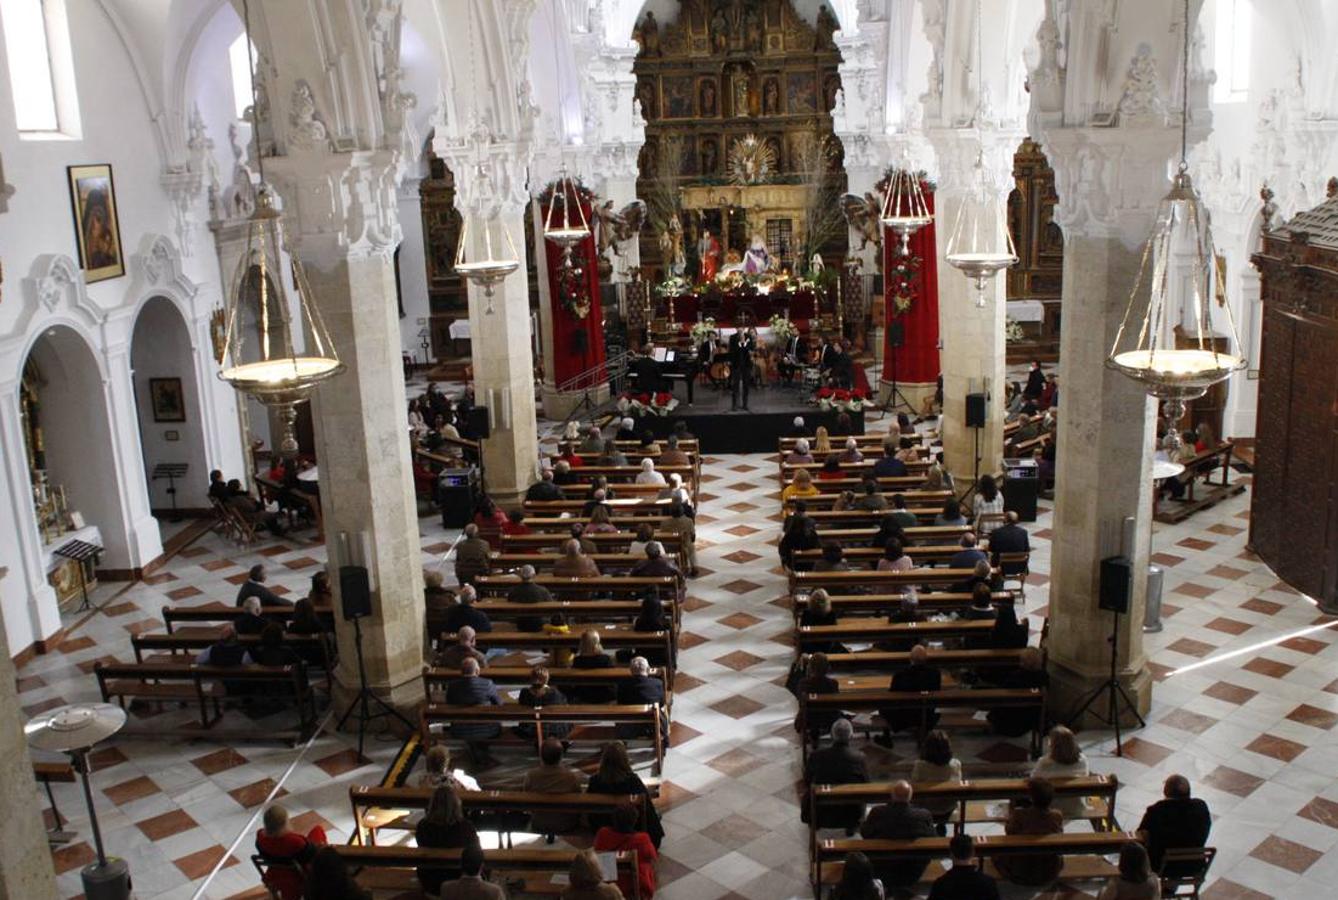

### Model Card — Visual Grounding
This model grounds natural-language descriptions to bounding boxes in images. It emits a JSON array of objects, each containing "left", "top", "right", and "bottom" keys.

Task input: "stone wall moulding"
[
  {"left": 123, "top": 234, "right": 202, "bottom": 321},
  {"left": 264, "top": 151, "right": 404, "bottom": 267},
  {"left": 0, "top": 255, "right": 105, "bottom": 373}
]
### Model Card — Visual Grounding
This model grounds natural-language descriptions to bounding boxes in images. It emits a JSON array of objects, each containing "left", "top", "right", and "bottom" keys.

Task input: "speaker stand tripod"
[
  {"left": 1067, "top": 608, "right": 1146, "bottom": 756},
  {"left": 874, "top": 338, "right": 915, "bottom": 419},
  {"left": 336, "top": 616, "right": 414, "bottom": 758}
]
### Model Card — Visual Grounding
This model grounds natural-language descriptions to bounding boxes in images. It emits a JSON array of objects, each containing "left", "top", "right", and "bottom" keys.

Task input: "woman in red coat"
[
  {"left": 592, "top": 802, "right": 658, "bottom": 899},
  {"left": 254, "top": 804, "right": 328, "bottom": 900}
]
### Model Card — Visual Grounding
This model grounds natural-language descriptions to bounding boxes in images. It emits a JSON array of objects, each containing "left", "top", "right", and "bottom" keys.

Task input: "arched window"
[
  {"left": 1212, "top": 0, "right": 1252, "bottom": 104},
  {"left": 229, "top": 32, "right": 258, "bottom": 120},
  {"left": 0, "top": 0, "right": 80, "bottom": 137}
]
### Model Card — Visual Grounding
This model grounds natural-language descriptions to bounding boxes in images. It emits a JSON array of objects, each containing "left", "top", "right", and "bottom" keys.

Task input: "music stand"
[
  {"left": 53, "top": 540, "right": 104, "bottom": 612},
  {"left": 151, "top": 463, "right": 190, "bottom": 522}
]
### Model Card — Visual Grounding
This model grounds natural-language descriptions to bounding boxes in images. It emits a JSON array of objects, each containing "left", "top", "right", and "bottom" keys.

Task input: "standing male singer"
[{"left": 729, "top": 328, "right": 754, "bottom": 411}]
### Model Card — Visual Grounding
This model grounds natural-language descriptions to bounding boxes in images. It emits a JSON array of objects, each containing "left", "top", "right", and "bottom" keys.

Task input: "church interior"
[{"left": 2, "top": 0, "right": 1338, "bottom": 898}]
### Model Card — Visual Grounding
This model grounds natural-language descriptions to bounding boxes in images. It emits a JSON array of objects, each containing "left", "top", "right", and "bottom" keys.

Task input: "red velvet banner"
[
  {"left": 542, "top": 198, "right": 606, "bottom": 386},
  {"left": 882, "top": 188, "right": 940, "bottom": 384}
]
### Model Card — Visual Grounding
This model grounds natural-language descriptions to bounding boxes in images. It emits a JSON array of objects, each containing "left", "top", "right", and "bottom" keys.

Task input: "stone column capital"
[
  {"left": 927, "top": 127, "right": 1025, "bottom": 198},
  {"left": 434, "top": 131, "right": 533, "bottom": 222},
  {"left": 262, "top": 149, "right": 403, "bottom": 268}
]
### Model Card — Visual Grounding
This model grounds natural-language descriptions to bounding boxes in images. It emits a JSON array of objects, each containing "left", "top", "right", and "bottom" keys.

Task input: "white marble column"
[{"left": 930, "top": 130, "right": 1017, "bottom": 481}]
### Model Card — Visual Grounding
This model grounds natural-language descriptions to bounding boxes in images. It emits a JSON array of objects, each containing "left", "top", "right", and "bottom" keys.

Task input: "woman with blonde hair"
[
  {"left": 782, "top": 467, "right": 821, "bottom": 506},
  {"left": 1031, "top": 725, "right": 1090, "bottom": 818},
  {"left": 561, "top": 849, "right": 624, "bottom": 900},
  {"left": 813, "top": 425, "right": 832, "bottom": 455},
  {"left": 571, "top": 628, "right": 614, "bottom": 702}
]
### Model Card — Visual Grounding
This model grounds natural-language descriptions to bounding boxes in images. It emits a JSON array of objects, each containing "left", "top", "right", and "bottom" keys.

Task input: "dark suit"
[
  {"left": 881, "top": 662, "right": 942, "bottom": 733},
  {"left": 630, "top": 354, "right": 663, "bottom": 393},
  {"left": 803, "top": 742, "right": 867, "bottom": 829},
  {"left": 819, "top": 343, "right": 840, "bottom": 372},
  {"left": 780, "top": 335, "right": 810, "bottom": 382},
  {"left": 1024, "top": 367, "right": 1045, "bottom": 399},
  {"left": 445, "top": 675, "right": 503, "bottom": 739},
  {"left": 616, "top": 675, "right": 668, "bottom": 741},
  {"left": 948, "top": 548, "right": 988, "bottom": 570},
  {"left": 928, "top": 864, "right": 1001, "bottom": 900},
  {"left": 236, "top": 580, "right": 290, "bottom": 609},
  {"left": 444, "top": 604, "right": 492, "bottom": 635},
  {"left": 989, "top": 523, "right": 1031, "bottom": 574},
  {"left": 508, "top": 581, "right": 553, "bottom": 632},
  {"left": 728, "top": 333, "right": 754, "bottom": 409},
  {"left": 860, "top": 801, "right": 937, "bottom": 886},
  {"left": 1138, "top": 797, "right": 1212, "bottom": 876},
  {"left": 526, "top": 480, "right": 565, "bottom": 502},
  {"left": 872, "top": 456, "right": 908, "bottom": 477}
]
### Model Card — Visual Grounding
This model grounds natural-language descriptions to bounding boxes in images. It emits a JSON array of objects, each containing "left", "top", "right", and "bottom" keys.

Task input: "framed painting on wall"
[
  {"left": 66, "top": 164, "right": 125, "bottom": 282},
  {"left": 149, "top": 378, "right": 186, "bottom": 422}
]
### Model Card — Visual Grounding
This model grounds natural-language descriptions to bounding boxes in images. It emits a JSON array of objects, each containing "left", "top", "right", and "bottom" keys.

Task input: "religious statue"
[
  {"left": 810, "top": 253, "right": 825, "bottom": 275},
  {"left": 815, "top": 4, "right": 838, "bottom": 50},
  {"left": 700, "top": 138, "right": 719, "bottom": 174},
  {"left": 733, "top": 72, "right": 752, "bottom": 117},
  {"left": 743, "top": 235, "right": 772, "bottom": 275},
  {"left": 699, "top": 79, "right": 717, "bottom": 117},
  {"left": 659, "top": 215, "right": 686, "bottom": 277},
  {"left": 744, "top": 7, "right": 763, "bottom": 51},
  {"left": 823, "top": 74, "right": 842, "bottom": 111},
  {"left": 762, "top": 78, "right": 781, "bottom": 116},
  {"left": 636, "top": 11, "right": 661, "bottom": 56},
  {"left": 711, "top": 6, "right": 729, "bottom": 53},
  {"left": 698, "top": 229, "right": 722, "bottom": 283}
]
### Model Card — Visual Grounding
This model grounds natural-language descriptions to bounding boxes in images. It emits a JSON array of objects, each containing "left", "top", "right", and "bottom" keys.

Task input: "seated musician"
[
  {"left": 629, "top": 344, "right": 664, "bottom": 393},
  {"left": 780, "top": 334, "right": 811, "bottom": 383},
  {"left": 876, "top": 644, "right": 941, "bottom": 745}
]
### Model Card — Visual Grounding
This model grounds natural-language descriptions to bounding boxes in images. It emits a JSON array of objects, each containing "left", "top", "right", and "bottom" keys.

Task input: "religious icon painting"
[
  {"left": 663, "top": 77, "right": 694, "bottom": 119},
  {"left": 149, "top": 378, "right": 187, "bottom": 422},
  {"left": 787, "top": 73, "right": 817, "bottom": 114},
  {"left": 66, "top": 164, "right": 125, "bottom": 282}
]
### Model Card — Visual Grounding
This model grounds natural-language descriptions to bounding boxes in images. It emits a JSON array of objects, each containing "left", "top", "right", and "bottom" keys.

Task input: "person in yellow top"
[{"left": 782, "top": 468, "right": 821, "bottom": 507}]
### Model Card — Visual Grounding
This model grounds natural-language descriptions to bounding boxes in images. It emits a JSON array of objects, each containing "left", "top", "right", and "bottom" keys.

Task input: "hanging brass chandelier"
[
  {"left": 944, "top": 0, "right": 1017, "bottom": 304},
  {"left": 1106, "top": 0, "right": 1245, "bottom": 451},
  {"left": 543, "top": 164, "right": 591, "bottom": 272},
  {"left": 879, "top": 165, "right": 932, "bottom": 257},
  {"left": 217, "top": 0, "right": 343, "bottom": 456}
]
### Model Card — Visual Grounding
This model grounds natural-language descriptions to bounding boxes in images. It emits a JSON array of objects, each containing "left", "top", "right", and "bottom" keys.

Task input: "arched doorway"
[
  {"left": 19, "top": 325, "right": 127, "bottom": 608},
  {"left": 130, "top": 297, "right": 210, "bottom": 524}
]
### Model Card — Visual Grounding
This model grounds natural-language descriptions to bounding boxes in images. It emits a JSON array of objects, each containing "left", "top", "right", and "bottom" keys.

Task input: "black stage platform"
[{"left": 631, "top": 383, "right": 865, "bottom": 453}]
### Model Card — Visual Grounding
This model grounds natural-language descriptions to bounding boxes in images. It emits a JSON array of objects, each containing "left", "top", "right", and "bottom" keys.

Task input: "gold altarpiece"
[{"left": 1005, "top": 138, "right": 1065, "bottom": 361}]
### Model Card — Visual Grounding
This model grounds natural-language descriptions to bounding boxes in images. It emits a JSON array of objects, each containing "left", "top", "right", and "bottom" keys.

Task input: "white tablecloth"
[
  {"left": 448, "top": 320, "right": 471, "bottom": 340},
  {"left": 42, "top": 525, "right": 103, "bottom": 574},
  {"left": 1007, "top": 300, "right": 1046, "bottom": 322}
]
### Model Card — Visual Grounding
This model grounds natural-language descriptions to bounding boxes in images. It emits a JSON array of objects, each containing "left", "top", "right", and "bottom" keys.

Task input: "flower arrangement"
[
  {"left": 623, "top": 391, "right": 679, "bottom": 417},
  {"left": 814, "top": 386, "right": 872, "bottom": 412},
  {"left": 768, "top": 314, "right": 798, "bottom": 342},
  {"left": 690, "top": 317, "right": 718, "bottom": 343},
  {"left": 655, "top": 275, "right": 690, "bottom": 297},
  {"left": 887, "top": 253, "right": 922, "bottom": 316},
  {"left": 1005, "top": 318, "right": 1025, "bottom": 343}
]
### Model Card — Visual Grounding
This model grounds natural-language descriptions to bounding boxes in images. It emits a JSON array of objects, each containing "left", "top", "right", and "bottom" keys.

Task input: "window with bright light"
[
  {"left": 1213, "top": 0, "right": 1252, "bottom": 103},
  {"left": 1, "top": 0, "right": 80, "bottom": 137},
  {"left": 229, "top": 33, "right": 257, "bottom": 120}
]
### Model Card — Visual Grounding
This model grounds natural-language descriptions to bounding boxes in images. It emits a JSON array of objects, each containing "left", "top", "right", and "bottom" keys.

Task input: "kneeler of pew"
[
  {"left": 469, "top": 598, "right": 681, "bottom": 631},
  {"left": 790, "top": 568, "right": 998, "bottom": 594},
  {"left": 791, "top": 543, "right": 982, "bottom": 567},
  {"left": 812, "top": 831, "right": 1141, "bottom": 895},
  {"left": 328, "top": 845, "right": 644, "bottom": 900},
  {"left": 438, "top": 627, "right": 676, "bottom": 679},
  {"left": 806, "top": 775, "right": 1122, "bottom": 861},
  {"left": 790, "top": 590, "right": 1014, "bottom": 623},
  {"left": 422, "top": 665, "right": 673, "bottom": 711}
]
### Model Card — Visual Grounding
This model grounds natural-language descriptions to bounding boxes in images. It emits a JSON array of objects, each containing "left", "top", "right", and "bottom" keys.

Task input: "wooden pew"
[
  {"left": 547, "top": 463, "right": 697, "bottom": 494},
  {"left": 160, "top": 602, "right": 335, "bottom": 634},
  {"left": 795, "top": 618, "right": 997, "bottom": 649},
  {"left": 520, "top": 516, "right": 670, "bottom": 533},
  {"left": 791, "top": 476, "right": 935, "bottom": 494},
  {"left": 790, "top": 567, "right": 995, "bottom": 594},
  {"left": 778, "top": 434, "right": 936, "bottom": 452},
  {"left": 1154, "top": 442, "right": 1245, "bottom": 525},
  {"left": 502, "top": 532, "right": 683, "bottom": 553},
  {"left": 472, "top": 600, "right": 679, "bottom": 630},
  {"left": 807, "top": 526, "right": 973, "bottom": 546},
  {"left": 814, "top": 832, "right": 1136, "bottom": 893},
  {"left": 127, "top": 631, "right": 335, "bottom": 688},
  {"left": 792, "top": 544, "right": 978, "bottom": 567},
  {"left": 525, "top": 498, "right": 677, "bottom": 517},
  {"left": 489, "top": 553, "right": 685, "bottom": 584},
  {"left": 795, "top": 490, "right": 954, "bottom": 506},
  {"left": 474, "top": 575, "right": 678, "bottom": 600},
  {"left": 781, "top": 459, "right": 930, "bottom": 485},
  {"left": 254, "top": 475, "right": 322, "bottom": 535},
  {"left": 442, "top": 628, "right": 675, "bottom": 679},
  {"left": 421, "top": 703, "right": 666, "bottom": 775},
  {"left": 423, "top": 665, "right": 669, "bottom": 703},
  {"left": 807, "top": 776, "right": 1122, "bottom": 860},
  {"left": 34, "top": 761, "right": 76, "bottom": 842},
  {"left": 791, "top": 590, "right": 1014, "bottom": 623},
  {"left": 802, "top": 508, "right": 944, "bottom": 527},
  {"left": 819, "top": 647, "right": 1030, "bottom": 673},
  {"left": 800, "top": 687, "right": 1045, "bottom": 756},
  {"left": 94, "top": 660, "right": 317, "bottom": 742},
  {"left": 330, "top": 845, "right": 642, "bottom": 900},
  {"left": 349, "top": 785, "right": 640, "bottom": 846}
]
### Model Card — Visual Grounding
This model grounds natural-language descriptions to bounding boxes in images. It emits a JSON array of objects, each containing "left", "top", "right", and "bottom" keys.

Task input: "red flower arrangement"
[
  {"left": 813, "top": 385, "right": 870, "bottom": 412},
  {"left": 620, "top": 390, "right": 680, "bottom": 417}
]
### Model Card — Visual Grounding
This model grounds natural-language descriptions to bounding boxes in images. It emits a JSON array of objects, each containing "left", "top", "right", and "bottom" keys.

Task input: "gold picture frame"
[{"left": 66, "top": 164, "right": 125, "bottom": 282}]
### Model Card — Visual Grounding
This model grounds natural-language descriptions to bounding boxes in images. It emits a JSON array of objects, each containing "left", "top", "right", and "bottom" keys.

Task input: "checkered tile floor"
[{"left": 19, "top": 395, "right": 1338, "bottom": 899}]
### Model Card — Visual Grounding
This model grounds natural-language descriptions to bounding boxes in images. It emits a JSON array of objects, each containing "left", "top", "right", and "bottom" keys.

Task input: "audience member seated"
[
  {"left": 556, "top": 444, "right": 585, "bottom": 469},
  {"left": 786, "top": 439, "right": 815, "bottom": 466},
  {"left": 586, "top": 741, "right": 664, "bottom": 846},
  {"left": 416, "top": 744, "right": 480, "bottom": 792},
  {"left": 817, "top": 455, "right": 845, "bottom": 481},
  {"left": 803, "top": 719, "right": 868, "bottom": 832},
  {"left": 307, "top": 846, "right": 372, "bottom": 900},
  {"left": 425, "top": 569, "right": 454, "bottom": 614},
  {"left": 251, "top": 622, "right": 301, "bottom": 668},
  {"left": 813, "top": 426, "right": 832, "bottom": 455},
  {"left": 561, "top": 849, "right": 624, "bottom": 900},
  {"left": 956, "top": 559, "right": 994, "bottom": 596},
  {"left": 873, "top": 440, "right": 908, "bottom": 477},
  {"left": 308, "top": 570, "right": 333, "bottom": 607},
  {"left": 636, "top": 458, "right": 667, "bottom": 486},
  {"left": 878, "top": 595, "right": 924, "bottom": 652},
  {"left": 440, "top": 843, "right": 505, "bottom": 900},
  {"left": 287, "top": 598, "right": 330, "bottom": 665},
  {"left": 415, "top": 785, "right": 481, "bottom": 895},
  {"left": 631, "top": 541, "right": 680, "bottom": 579},
  {"left": 581, "top": 489, "right": 609, "bottom": 519},
  {"left": 989, "top": 511, "right": 1031, "bottom": 572},
  {"left": 195, "top": 624, "right": 251, "bottom": 667},
  {"left": 878, "top": 537, "right": 914, "bottom": 572},
  {"left": 831, "top": 851, "right": 883, "bottom": 900},
  {"left": 659, "top": 435, "right": 690, "bottom": 467},
  {"left": 544, "top": 615, "right": 574, "bottom": 666},
  {"left": 583, "top": 505, "right": 619, "bottom": 536},
  {"left": 962, "top": 583, "right": 997, "bottom": 622},
  {"left": 869, "top": 513, "right": 905, "bottom": 550},
  {"left": 895, "top": 436, "right": 920, "bottom": 463},
  {"left": 615, "top": 417, "right": 637, "bottom": 441},
  {"left": 987, "top": 647, "right": 1048, "bottom": 736},
  {"left": 910, "top": 730, "right": 963, "bottom": 835},
  {"left": 570, "top": 630, "right": 615, "bottom": 703},
  {"left": 948, "top": 533, "right": 988, "bottom": 570},
  {"left": 527, "top": 469, "right": 565, "bottom": 502},
  {"left": 445, "top": 658, "right": 503, "bottom": 761},
  {"left": 616, "top": 656, "right": 668, "bottom": 740},
  {"left": 888, "top": 495, "right": 918, "bottom": 529},
  {"left": 554, "top": 539, "right": 601, "bottom": 577},
  {"left": 444, "top": 585, "right": 492, "bottom": 634},
  {"left": 1097, "top": 843, "right": 1160, "bottom": 900},
  {"left": 877, "top": 644, "right": 941, "bottom": 744},
  {"left": 1138, "top": 774, "right": 1211, "bottom": 877},
  {"left": 255, "top": 803, "right": 328, "bottom": 900},
  {"left": 790, "top": 416, "right": 810, "bottom": 437},
  {"left": 579, "top": 425, "right": 606, "bottom": 456},
  {"left": 593, "top": 803, "right": 658, "bottom": 900},
  {"left": 972, "top": 475, "right": 1005, "bottom": 534},
  {"left": 552, "top": 460, "right": 578, "bottom": 486},
  {"left": 657, "top": 473, "right": 692, "bottom": 510},
  {"left": 815, "top": 542, "right": 850, "bottom": 573},
  {"left": 599, "top": 443, "right": 630, "bottom": 467},
  {"left": 454, "top": 525, "right": 492, "bottom": 586},
  {"left": 436, "top": 626, "right": 487, "bottom": 669},
  {"left": 784, "top": 469, "right": 822, "bottom": 507},
  {"left": 839, "top": 438, "right": 864, "bottom": 464},
  {"left": 626, "top": 523, "right": 655, "bottom": 559},
  {"left": 995, "top": 777, "right": 1064, "bottom": 887},
  {"left": 507, "top": 565, "right": 552, "bottom": 632},
  {"left": 799, "top": 590, "right": 839, "bottom": 628},
  {"left": 934, "top": 499, "right": 967, "bottom": 527},
  {"left": 780, "top": 517, "right": 821, "bottom": 572},
  {"left": 1032, "top": 726, "right": 1090, "bottom": 818},
  {"left": 225, "top": 479, "right": 285, "bottom": 536},
  {"left": 208, "top": 469, "right": 230, "bottom": 502},
  {"left": 638, "top": 431, "right": 661, "bottom": 456},
  {"left": 988, "top": 598, "right": 1030, "bottom": 650},
  {"left": 856, "top": 480, "right": 888, "bottom": 512},
  {"left": 473, "top": 497, "right": 508, "bottom": 545},
  {"left": 833, "top": 490, "right": 858, "bottom": 512},
  {"left": 523, "top": 738, "right": 587, "bottom": 838},
  {"left": 659, "top": 502, "right": 698, "bottom": 577},
  {"left": 235, "top": 595, "right": 268, "bottom": 636},
  {"left": 501, "top": 509, "right": 531, "bottom": 537},
  {"left": 928, "top": 834, "right": 1001, "bottom": 900},
  {"left": 859, "top": 781, "right": 936, "bottom": 888},
  {"left": 629, "top": 596, "right": 671, "bottom": 666},
  {"left": 516, "top": 665, "right": 570, "bottom": 741},
  {"left": 237, "top": 564, "right": 291, "bottom": 609},
  {"left": 793, "top": 652, "right": 842, "bottom": 737}
]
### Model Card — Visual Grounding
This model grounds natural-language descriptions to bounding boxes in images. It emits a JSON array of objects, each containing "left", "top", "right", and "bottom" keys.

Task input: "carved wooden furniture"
[
  {"left": 1250, "top": 193, "right": 1338, "bottom": 608},
  {"left": 1006, "top": 138, "right": 1064, "bottom": 362}
]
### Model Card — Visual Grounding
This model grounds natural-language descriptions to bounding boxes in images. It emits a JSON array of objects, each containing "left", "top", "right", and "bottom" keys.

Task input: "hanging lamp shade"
[
  {"left": 945, "top": 158, "right": 1017, "bottom": 302},
  {"left": 455, "top": 167, "right": 520, "bottom": 314},
  {"left": 1107, "top": 168, "right": 1245, "bottom": 435},
  {"left": 880, "top": 168, "right": 932, "bottom": 257},
  {"left": 219, "top": 187, "right": 344, "bottom": 455},
  {"left": 543, "top": 166, "right": 591, "bottom": 249}
]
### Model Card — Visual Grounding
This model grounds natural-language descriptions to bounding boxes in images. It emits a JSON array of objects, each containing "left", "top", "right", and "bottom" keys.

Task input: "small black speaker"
[
  {"left": 888, "top": 320, "right": 905, "bottom": 349},
  {"left": 339, "top": 565, "right": 372, "bottom": 621},
  {"left": 965, "top": 393, "right": 987, "bottom": 428},
  {"left": 467, "top": 406, "right": 491, "bottom": 440},
  {"left": 1098, "top": 556, "right": 1132, "bottom": 614}
]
